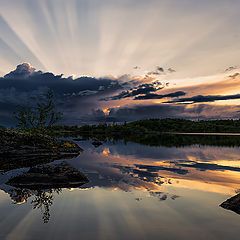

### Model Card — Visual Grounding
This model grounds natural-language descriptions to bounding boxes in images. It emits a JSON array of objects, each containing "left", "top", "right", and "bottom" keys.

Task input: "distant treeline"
[
  {"left": 50, "top": 118, "right": 240, "bottom": 134},
  {"left": 48, "top": 118, "right": 240, "bottom": 147}
]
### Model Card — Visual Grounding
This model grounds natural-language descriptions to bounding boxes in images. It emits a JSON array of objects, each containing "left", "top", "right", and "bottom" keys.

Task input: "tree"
[
  {"left": 14, "top": 90, "right": 62, "bottom": 130},
  {"left": 31, "top": 189, "right": 62, "bottom": 223}
]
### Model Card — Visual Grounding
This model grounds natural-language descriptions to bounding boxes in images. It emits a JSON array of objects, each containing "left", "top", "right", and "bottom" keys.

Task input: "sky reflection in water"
[{"left": 1, "top": 140, "right": 240, "bottom": 239}]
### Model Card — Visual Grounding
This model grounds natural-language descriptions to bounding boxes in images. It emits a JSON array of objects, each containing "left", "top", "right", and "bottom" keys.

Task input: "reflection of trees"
[
  {"left": 31, "top": 189, "right": 62, "bottom": 224},
  {"left": 80, "top": 132, "right": 240, "bottom": 147},
  {"left": 10, "top": 188, "right": 32, "bottom": 204},
  {"left": 10, "top": 188, "right": 62, "bottom": 223}
]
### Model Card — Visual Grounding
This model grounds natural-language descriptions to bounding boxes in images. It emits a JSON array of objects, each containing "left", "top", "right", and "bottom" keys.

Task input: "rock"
[
  {"left": 220, "top": 193, "right": 240, "bottom": 214},
  {"left": 92, "top": 140, "right": 102, "bottom": 147},
  {"left": 73, "top": 138, "right": 86, "bottom": 141},
  {"left": 0, "top": 128, "right": 83, "bottom": 171},
  {"left": 0, "top": 128, "right": 82, "bottom": 154},
  {"left": 0, "top": 147, "right": 83, "bottom": 172},
  {"left": 6, "top": 162, "right": 89, "bottom": 189}
]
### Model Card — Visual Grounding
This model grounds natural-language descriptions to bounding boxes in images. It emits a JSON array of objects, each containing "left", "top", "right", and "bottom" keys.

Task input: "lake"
[{"left": 1, "top": 137, "right": 240, "bottom": 240}]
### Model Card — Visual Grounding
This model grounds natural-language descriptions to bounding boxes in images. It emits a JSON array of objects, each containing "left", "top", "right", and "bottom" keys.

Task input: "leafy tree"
[{"left": 14, "top": 90, "right": 62, "bottom": 130}]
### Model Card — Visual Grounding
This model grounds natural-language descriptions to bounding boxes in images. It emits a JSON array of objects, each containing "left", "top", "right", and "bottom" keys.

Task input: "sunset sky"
[{"left": 1, "top": 0, "right": 240, "bottom": 125}]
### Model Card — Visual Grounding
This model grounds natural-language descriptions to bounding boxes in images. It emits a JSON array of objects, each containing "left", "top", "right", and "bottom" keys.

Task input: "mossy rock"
[{"left": 0, "top": 128, "right": 83, "bottom": 172}]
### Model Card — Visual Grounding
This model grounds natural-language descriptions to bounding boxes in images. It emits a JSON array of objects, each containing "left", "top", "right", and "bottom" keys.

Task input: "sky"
[{"left": 1, "top": 0, "right": 240, "bottom": 125}]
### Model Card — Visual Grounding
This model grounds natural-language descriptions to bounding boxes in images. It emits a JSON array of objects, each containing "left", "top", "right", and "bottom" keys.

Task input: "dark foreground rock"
[
  {"left": 0, "top": 128, "right": 83, "bottom": 171},
  {"left": 73, "top": 138, "right": 86, "bottom": 141},
  {"left": 220, "top": 193, "right": 240, "bottom": 215},
  {"left": 92, "top": 140, "right": 102, "bottom": 147},
  {"left": 6, "top": 162, "right": 89, "bottom": 189}
]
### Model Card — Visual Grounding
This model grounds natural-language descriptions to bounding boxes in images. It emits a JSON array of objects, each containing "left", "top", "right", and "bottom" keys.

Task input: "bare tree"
[{"left": 14, "top": 90, "right": 62, "bottom": 130}]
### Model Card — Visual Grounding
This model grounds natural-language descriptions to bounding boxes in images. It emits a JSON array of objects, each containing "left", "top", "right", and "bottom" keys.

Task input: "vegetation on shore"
[
  {"left": 44, "top": 118, "right": 240, "bottom": 147},
  {"left": 0, "top": 127, "right": 82, "bottom": 172},
  {"left": 2, "top": 117, "right": 240, "bottom": 165},
  {"left": 48, "top": 118, "right": 240, "bottom": 136},
  {"left": 0, "top": 127, "right": 79, "bottom": 151},
  {"left": 0, "top": 89, "right": 83, "bottom": 172}
]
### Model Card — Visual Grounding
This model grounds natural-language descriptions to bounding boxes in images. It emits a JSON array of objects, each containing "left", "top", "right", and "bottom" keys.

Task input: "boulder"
[
  {"left": 6, "top": 162, "right": 89, "bottom": 189},
  {"left": 220, "top": 193, "right": 240, "bottom": 215},
  {"left": 92, "top": 140, "right": 102, "bottom": 147}
]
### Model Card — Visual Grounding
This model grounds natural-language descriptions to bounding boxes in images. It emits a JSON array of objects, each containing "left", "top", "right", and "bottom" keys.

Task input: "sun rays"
[{"left": 0, "top": 0, "right": 239, "bottom": 78}]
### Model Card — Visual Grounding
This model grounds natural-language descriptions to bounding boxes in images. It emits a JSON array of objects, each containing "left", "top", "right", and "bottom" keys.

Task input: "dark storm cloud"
[
  {"left": 134, "top": 91, "right": 186, "bottom": 100},
  {"left": 83, "top": 105, "right": 184, "bottom": 123},
  {"left": 84, "top": 103, "right": 240, "bottom": 123},
  {"left": 131, "top": 86, "right": 158, "bottom": 95},
  {"left": 0, "top": 63, "right": 127, "bottom": 109},
  {"left": 102, "top": 82, "right": 163, "bottom": 101},
  {"left": 4, "top": 63, "right": 41, "bottom": 79},
  {"left": 0, "top": 63, "right": 122, "bottom": 96},
  {"left": 107, "top": 104, "right": 185, "bottom": 121},
  {"left": 0, "top": 102, "right": 17, "bottom": 126},
  {"left": 165, "top": 93, "right": 240, "bottom": 104},
  {"left": 2, "top": 63, "right": 240, "bottom": 126},
  {"left": 0, "top": 63, "right": 125, "bottom": 126}
]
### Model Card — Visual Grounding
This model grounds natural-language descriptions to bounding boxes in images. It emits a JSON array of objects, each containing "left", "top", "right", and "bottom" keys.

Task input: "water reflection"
[
  {"left": 0, "top": 161, "right": 89, "bottom": 223},
  {"left": 149, "top": 191, "right": 180, "bottom": 201},
  {"left": 80, "top": 133, "right": 240, "bottom": 148},
  {"left": 0, "top": 184, "right": 63, "bottom": 223},
  {"left": 1, "top": 136, "right": 240, "bottom": 239},
  {"left": 10, "top": 187, "right": 61, "bottom": 223},
  {"left": 66, "top": 140, "right": 240, "bottom": 195},
  {"left": 31, "top": 189, "right": 62, "bottom": 223}
]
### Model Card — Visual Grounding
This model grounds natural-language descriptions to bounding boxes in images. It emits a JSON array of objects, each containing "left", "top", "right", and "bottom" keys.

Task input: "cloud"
[
  {"left": 135, "top": 164, "right": 188, "bottom": 175},
  {"left": 84, "top": 103, "right": 240, "bottom": 123},
  {"left": 4, "top": 63, "right": 40, "bottom": 79},
  {"left": 175, "top": 161, "right": 240, "bottom": 173},
  {"left": 147, "top": 66, "right": 165, "bottom": 76},
  {"left": 157, "top": 67, "right": 164, "bottom": 72},
  {"left": 0, "top": 63, "right": 126, "bottom": 125},
  {"left": 1, "top": 63, "right": 123, "bottom": 95},
  {"left": 131, "top": 86, "right": 158, "bottom": 96},
  {"left": 134, "top": 91, "right": 186, "bottom": 100},
  {"left": 133, "top": 66, "right": 140, "bottom": 69},
  {"left": 147, "top": 66, "right": 176, "bottom": 76},
  {"left": 2, "top": 63, "right": 240, "bottom": 126},
  {"left": 1, "top": 63, "right": 170, "bottom": 126},
  {"left": 112, "top": 164, "right": 162, "bottom": 184},
  {"left": 229, "top": 73, "right": 240, "bottom": 79},
  {"left": 167, "top": 68, "right": 176, "bottom": 73},
  {"left": 225, "top": 66, "right": 238, "bottom": 72},
  {"left": 165, "top": 93, "right": 240, "bottom": 104},
  {"left": 101, "top": 82, "right": 163, "bottom": 101},
  {"left": 106, "top": 104, "right": 188, "bottom": 122}
]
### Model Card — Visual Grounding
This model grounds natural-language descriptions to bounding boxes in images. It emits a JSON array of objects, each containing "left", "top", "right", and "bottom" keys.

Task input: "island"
[{"left": 0, "top": 127, "right": 82, "bottom": 171}]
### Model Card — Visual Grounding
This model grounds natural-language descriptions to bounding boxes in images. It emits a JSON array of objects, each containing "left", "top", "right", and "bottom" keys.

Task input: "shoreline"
[{"left": 169, "top": 132, "right": 240, "bottom": 136}]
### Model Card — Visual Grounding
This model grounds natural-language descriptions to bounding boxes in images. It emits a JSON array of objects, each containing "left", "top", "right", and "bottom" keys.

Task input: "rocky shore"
[{"left": 0, "top": 128, "right": 82, "bottom": 171}]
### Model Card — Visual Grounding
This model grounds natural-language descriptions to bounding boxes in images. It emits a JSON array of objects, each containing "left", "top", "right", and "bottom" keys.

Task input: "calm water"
[{"left": 1, "top": 139, "right": 240, "bottom": 240}]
